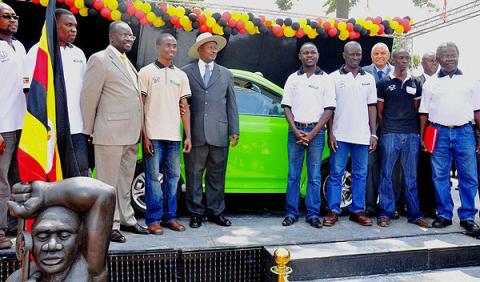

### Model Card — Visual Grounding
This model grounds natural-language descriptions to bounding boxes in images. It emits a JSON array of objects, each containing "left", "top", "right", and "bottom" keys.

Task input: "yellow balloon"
[
  {"left": 298, "top": 18, "right": 307, "bottom": 28},
  {"left": 328, "top": 18, "right": 335, "bottom": 26},
  {"left": 40, "top": 0, "right": 48, "bottom": 7},
  {"left": 307, "top": 30, "right": 317, "bottom": 39},
  {"left": 167, "top": 5, "right": 176, "bottom": 16},
  {"left": 153, "top": 18, "right": 165, "bottom": 27},
  {"left": 364, "top": 20, "right": 373, "bottom": 29},
  {"left": 356, "top": 18, "right": 365, "bottom": 26},
  {"left": 180, "top": 15, "right": 190, "bottom": 27},
  {"left": 109, "top": 0, "right": 118, "bottom": 10},
  {"left": 340, "top": 30, "right": 349, "bottom": 38},
  {"left": 390, "top": 21, "right": 399, "bottom": 30},
  {"left": 231, "top": 12, "right": 241, "bottom": 21},
  {"left": 111, "top": 10, "right": 122, "bottom": 21},
  {"left": 206, "top": 17, "right": 216, "bottom": 28},
  {"left": 142, "top": 2, "right": 151, "bottom": 13},
  {"left": 212, "top": 25, "right": 223, "bottom": 35},
  {"left": 176, "top": 6, "right": 185, "bottom": 17},
  {"left": 339, "top": 33, "right": 348, "bottom": 41},
  {"left": 371, "top": 24, "right": 380, "bottom": 33},
  {"left": 133, "top": 0, "right": 142, "bottom": 10},
  {"left": 245, "top": 21, "right": 254, "bottom": 32},
  {"left": 304, "top": 25, "right": 312, "bottom": 34},
  {"left": 395, "top": 25, "right": 405, "bottom": 34},
  {"left": 74, "top": 0, "right": 84, "bottom": 8},
  {"left": 409, "top": 18, "right": 414, "bottom": 25},
  {"left": 184, "top": 25, "right": 193, "bottom": 32},
  {"left": 241, "top": 13, "right": 249, "bottom": 23},
  {"left": 369, "top": 30, "right": 376, "bottom": 36},
  {"left": 337, "top": 21, "right": 346, "bottom": 30},
  {"left": 284, "top": 26, "right": 295, "bottom": 37},
  {"left": 146, "top": 11, "right": 156, "bottom": 22},
  {"left": 203, "top": 10, "right": 212, "bottom": 18},
  {"left": 79, "top": 7, "right": 88, "bottom": 17}
]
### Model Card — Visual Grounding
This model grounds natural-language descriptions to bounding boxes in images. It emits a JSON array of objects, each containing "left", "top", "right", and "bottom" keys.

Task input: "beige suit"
[{"left": 81, "top": 45, "right": 142, "bottom": 229}]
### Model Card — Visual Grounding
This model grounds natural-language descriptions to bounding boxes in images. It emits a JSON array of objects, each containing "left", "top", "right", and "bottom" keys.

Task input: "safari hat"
[{"left": 188, "top": 32, "right": 227, "bottom": 59}]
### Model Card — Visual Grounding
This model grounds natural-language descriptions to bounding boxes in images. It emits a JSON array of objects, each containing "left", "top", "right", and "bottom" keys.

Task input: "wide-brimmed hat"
[{"left": 188, "top": 32, "right": 227, "bottom": 59}]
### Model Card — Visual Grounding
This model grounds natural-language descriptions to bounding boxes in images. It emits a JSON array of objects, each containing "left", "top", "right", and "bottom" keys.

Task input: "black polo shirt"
[{"left": 377, "top": 73, "right": 422, "bottom": 134}]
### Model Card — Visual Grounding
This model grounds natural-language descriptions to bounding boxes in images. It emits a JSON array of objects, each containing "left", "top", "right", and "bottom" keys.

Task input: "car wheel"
[{"left": 321, "top": 161, "right": 353, "bottom": 212}]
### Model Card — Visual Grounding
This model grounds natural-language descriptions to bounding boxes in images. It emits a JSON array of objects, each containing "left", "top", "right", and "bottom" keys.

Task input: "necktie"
[
  {"left": 377, "top": 70, "right": 384, "bottom": 80},
  {"left": 120, "top": 53, "right": 138, "bottom": 88},
  {"left": 204, "top": 64, "right": 211, "bottom": 87}
]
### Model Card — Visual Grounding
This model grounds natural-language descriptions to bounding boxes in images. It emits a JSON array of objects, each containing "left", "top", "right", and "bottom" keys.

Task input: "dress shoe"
[
  {"left": 349, "top": 212, "right": 373, "bottom": 226},
  {"left": 147, "top": 223, "right": 163, "bottom": 235},
  {"left": 190, "top": 215, "right": 202, "bottom": 228},
  {"left": 323, "top": 211, "right": 338, "bottom": 227},
  {"left": 365, "top": 208, "right": 376, "bottom": 218},
  {"left": 162, "top": 220, "right": 186, "bottom": 232},
  {"left": 392, "top": 211, "right": 400, "bottom": 220},
  {"left": 432, "top": 217, "right": 452, "bottom": 228},
  {"left": 0, "top": 235, "right": 12, "bottom": 249},
  {"left": 208, "top": 214, "right": 232, "bottom": 227},
  {"left": 414, "top": 218, "right": 432, "bottom": 228},
  {"left": 460, "top": 220, "right": 480, "bottom": 233},
  {"left": 120, "top": 223, "right": 149, "bottom": 234},
  {"left": 282, "top": 216, "right": 296, "bottom": 226},
  {"left": 307, "top": 217, "right": 322, "bottom": 228},
  {"left": 377, "top": 217, "right": 389, "bottom": 227},
  {"left": 111, "top": 230, "right": 126, "bottom": 243}
]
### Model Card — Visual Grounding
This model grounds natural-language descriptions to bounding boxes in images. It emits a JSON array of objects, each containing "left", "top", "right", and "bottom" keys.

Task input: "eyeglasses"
[
  {"left": 1, "top": 14, "right": 19, "bottom": 21},
  {"left": 120, "top": 34, "right": 136, "bottom": 40}
]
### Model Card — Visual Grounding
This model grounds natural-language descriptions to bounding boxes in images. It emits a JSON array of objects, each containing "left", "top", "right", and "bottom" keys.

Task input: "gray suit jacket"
[
  {"left": 362, "top": 63, "right": 392, "bottom": 83},
  {"left": 182, "top": 61, "right": 239, "bottom": 147},
  {"left": 80, "top": 45, "right": 142, "bottom": 145}
]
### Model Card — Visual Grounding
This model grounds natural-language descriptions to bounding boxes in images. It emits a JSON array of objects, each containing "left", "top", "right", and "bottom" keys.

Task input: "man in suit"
[
  {"left": 81, "top": 21, "right": 148, "bottom": 243},
  {"left": 182, "top": 32, "right": 239, "bottom": 228}
]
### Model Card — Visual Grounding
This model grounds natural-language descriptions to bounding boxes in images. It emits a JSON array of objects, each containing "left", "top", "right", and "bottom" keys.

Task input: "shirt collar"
[
  {"left": 109, "top": 44, "right": 126, "bottom": 60},
  {"left": 339, "top": 65, "right": 366, "bottom": 75},
  {"left": 198, "top": 59, "right": 214, "bottom": 70},
  {"left": 388, "top": 71, "right": 412, "bottom": 81},
  {"left": 154, "top": 60, "right": 174, "bottom": 69},
  {"left": 297, "top": 66, "right": 324, "bottom": 76},
  {"left": 437, "top": 68, "right": 463, "bottom": 78}
]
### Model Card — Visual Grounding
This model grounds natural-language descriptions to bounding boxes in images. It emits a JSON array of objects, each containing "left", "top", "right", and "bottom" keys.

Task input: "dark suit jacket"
[
  {"left": 362, "top": 63, "right": 392, "bottom": 83},
  {"left": 182, "top": 61, "right": 239, "bottom": 147}
]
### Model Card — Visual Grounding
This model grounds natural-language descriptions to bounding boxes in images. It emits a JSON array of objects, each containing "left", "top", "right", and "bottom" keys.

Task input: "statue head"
[{"left": 31, "top": 206, "right": 83, "bottom": 277}]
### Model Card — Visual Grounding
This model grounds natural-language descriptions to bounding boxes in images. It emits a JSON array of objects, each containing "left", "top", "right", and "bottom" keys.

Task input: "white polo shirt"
[
  {"left": 24, "top": 43, "right": 87, "bottom": 134},
  {"left": 281, "top": 67, "right": 335, "bottom": 123},
  {"left": 0, "top": 39, "right": 27, "bottom": 133},
  {"left": 330, "top": 67, "right": 377, "bottom": 145},
  {"left": 419, "top": 69, "right": 480, "bottom": 127}
]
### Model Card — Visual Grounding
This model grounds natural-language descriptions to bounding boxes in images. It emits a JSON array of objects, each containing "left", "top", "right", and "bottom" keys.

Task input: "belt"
[
  {"left": 431, "top": 122, "right": 471, "bottom": 129},
  {"left": 294, "top": 122, "right": 317, "bottom": 128}
]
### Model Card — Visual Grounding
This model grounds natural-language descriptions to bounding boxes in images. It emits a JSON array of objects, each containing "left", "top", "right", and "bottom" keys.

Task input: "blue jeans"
[
  {"left": 327, "top": 141, "right": 368, "bottom": 214},
  {"left": 144, "top": 140, "right": 181, "bottom": 225},
  {"left": 285, "top": 127, "right": 324, "bottom": 220},
  {"left": 377, "top": 133, "right": 423, "bottom": 222},
  {"left": 430, "top": 123, "right": 478, "bottom": 221}
]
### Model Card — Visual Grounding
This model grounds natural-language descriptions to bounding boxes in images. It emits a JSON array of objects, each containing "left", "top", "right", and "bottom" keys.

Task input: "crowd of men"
[{"left": 1, "top": 3, "right": 480, "bottom": 250}]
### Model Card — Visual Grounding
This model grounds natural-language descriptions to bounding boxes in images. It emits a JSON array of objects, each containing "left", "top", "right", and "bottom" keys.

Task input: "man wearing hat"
[{"left": 182, "top": 32, "right": 239, "bottom": 228}]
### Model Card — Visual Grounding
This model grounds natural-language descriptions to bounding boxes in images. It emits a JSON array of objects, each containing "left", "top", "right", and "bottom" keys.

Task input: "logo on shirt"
[
  {"left": 0, "top": 51, "right": 8, "bottom": 63},
  {"left": 361, "top": 82, "right": 371, "bottom": 86},
  {"left": 170, "top": 79, "right": 180, "bottom": 87},
  {"left": 73, "top": 59, "right": 83, "bottom": 63},
  {"left": 387, "top": 84, "right": 396, "bottom": 92},
  {"left": 152, "top": 76, "right": 162, "bottom": 84},
  {"left": 308, "top": 84, "right": 319, "bottom": 90}
]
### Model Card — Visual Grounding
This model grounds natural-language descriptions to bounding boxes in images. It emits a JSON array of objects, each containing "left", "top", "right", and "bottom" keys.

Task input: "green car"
[{"left": 130, "top": 69, "right": 352, "bottom": 214}]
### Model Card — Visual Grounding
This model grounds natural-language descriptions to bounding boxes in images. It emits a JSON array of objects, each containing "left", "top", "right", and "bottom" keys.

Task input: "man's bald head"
[
  {"left": 0, "top": 3, "right": 14, "bottom": 13},
  {"left": 0, "top": 3, "right": 18, "bottom": 36},
  {"left": 371, "top": 42, "right": 390, "bottom": 69},
  {"left": 343, "top": 41, "right": 362, "bottom": 69},
  {"left": 344, "top": 41, "right": 361, "bottom": 52},
  {"left": 421, "top": 52, "right": 438, "bottom": 76}
]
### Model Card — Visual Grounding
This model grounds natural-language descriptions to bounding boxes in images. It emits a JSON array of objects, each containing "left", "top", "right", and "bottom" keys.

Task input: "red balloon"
[
  {"left": 228, "top": 18, "right": 236, "bottom": 28},
  {"left": 159, "top": 3, "right": 167, "bottom": 12},
  {"left": 197, "top": 14, "right": 206, "bottom": 24},
  {"left": 236, "top": 21, "right": 244, "bottom": 30},
  {"left": 100, "top": 8, "right": 111, "bottom": 19},
  {"left": 127, "top": 6, "right": 135, "bottom": 16},
  {"left": 327, "top": 27, "right": 337, "bottom": 37},
  {"left": 31, "top": 0, "right": 40, "bottom": 4},
  {"left": 238, "top": 28, "right": 246, "bottom": 34},
  {"left": 199, "top": 24, "right": 208, "bottom": 33},
  {"left": 192, "top": 8, "right": 202, "bottom": 16},
  {"left": 207, "top": 27, "right": 213, "bottom": 33},
  {"left": 65, "top": 0, "right": 74, "bottom": 7},
  {"left": 373, "top": 16, "right": 382, "bottom": 24},
  {"left": 170, "top": 15, "right": 179, "bottom": 25},
  {"left": 295, "top": 28, "right": 305, "bottom": 38},
  {"left": 404, "top": 24, "right": 411, "bottom": 32},
  {"left": 346, "top": 22, "right": 354, "bottom": 32},
  {"left": 135, "top": 9, "right": 145, "bottom": 19},
  {"left": 348, "top": 31, "right": 356, "bottom": 40},
  {"left": 259, "top": 15, "right": 265, "bottom": 23},
  {"left": 140, "top": 17, "right": 149, "bottom": 26},
  {"left": 222, "top": 11, "right": 231, "bottom": 21},
  {"left": 323, "top": 22, "right": 331, "bottom": 30},
  {"left": 57, "top": 0, "right": 65, "bottom": 3},
  {"left": 93, "top": 0, "right": 103, "bottom": 10},
  {"left": 70, "top": 6, "right": 79, "bottom": 14},
  {"left": 378, "top": 24, "right": 385, "bottom": 35}
]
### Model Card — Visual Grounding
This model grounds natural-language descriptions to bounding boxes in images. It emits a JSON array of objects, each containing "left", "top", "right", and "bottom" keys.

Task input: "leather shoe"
[
  {"left": 414, "top": 218, "right": 432, "bottom": 228},
  {"left": 190, "top": 215, "right": 202, "bottom": 228},
  {"left": 120, "top": 223, "right": 149, "bottom": 235},
  {"left": 282, "top": 216, "right": 296, "bottom": 226},
  {"left": 377, "top": 217, "right": 389, "bottom": 227},
  {"left": 111, "top": 230, "right": 126, "bottom": 243},
  {"left": 162, "top": 220, "right": 186, "bottom": 232},
  {"left": 323, "top": 212, "right": 339, "bottom": 227},
  {"left": 349, "top": 212, "right": 372, "bottom": 226},
  {"left": 432, "top": 217, "right": 452, "bottom": 228},
  {"left": 307, "top": 217, "right": 322, "bottom": 228},
  {"left": 460, "top": 220, "right": 480, "bottom": 233},
  {"left": 147, "top": 224, "right": 163, "bottom": 235},
  {"left": 208, "top": 214, "right": 232, "bottom": 227}
]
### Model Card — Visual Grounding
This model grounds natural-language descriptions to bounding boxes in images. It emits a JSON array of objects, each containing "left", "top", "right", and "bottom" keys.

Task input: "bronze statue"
[{"left": 6, "top": 177, "right": 115, "bottom": 282}]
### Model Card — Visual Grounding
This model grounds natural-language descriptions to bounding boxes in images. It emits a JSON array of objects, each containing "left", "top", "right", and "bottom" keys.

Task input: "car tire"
[
  {"left": 321, "top": 160, "right": 353, "bottom": 214},
  {"left": 130, "top": 162, "right": 184, "bottom": 216}
]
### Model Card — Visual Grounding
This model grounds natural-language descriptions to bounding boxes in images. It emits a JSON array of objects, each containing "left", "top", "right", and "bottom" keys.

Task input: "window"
[{"left": 233, "top": 78, "right": 284, "bottom": 117}]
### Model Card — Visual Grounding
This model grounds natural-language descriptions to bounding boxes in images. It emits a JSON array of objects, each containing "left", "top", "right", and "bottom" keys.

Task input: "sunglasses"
[{"left": 1, "top": 14, "right": 20, "bottom": 20}]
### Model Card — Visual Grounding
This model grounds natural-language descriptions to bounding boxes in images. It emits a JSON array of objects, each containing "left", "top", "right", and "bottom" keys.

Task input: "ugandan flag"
[{"left": 17, "top": 0, "right": 80, "bottom": 183}]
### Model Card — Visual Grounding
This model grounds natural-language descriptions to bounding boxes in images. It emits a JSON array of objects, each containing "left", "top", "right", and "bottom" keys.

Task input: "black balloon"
[
  {"left": 252, "top": 17, "right": 261, "bottom": 26},
  {"left": 354, "top": 24, "right": 362, "bottom": 32},
  {"left": 284, "top": 17, "right": 292, "bottom": 26},
  {"left": 223, "top": 26, "right": 232, "bottom": 35},
  {"left": 88, "top": 8, "right": 98, "bottom": 17},
  {"left": 310, "top": 21, "right": 318, "bottom": 28},
  {"left": 185, "top": 8, "right": 191, "bottom": 15},
  {"left": 291, "top": 22, "right": 300, "bottom": 30},
  {"left": 385, "top": 27, "right": 394, "bottom": 34},
  {"left": 188, "top": 13, "right": 196, "bottom": 21},
  {"left": 121, "top": 13, "right": 130, "bottom": 22},
  {"left": 231, "top": 28, "right": 238, "bottom": 35},
  {"left": 381, "top": 20, "right": 390, "bottom": 28},
  {"left": 316, "top": 27, "right": 327, "bottom": 38},
  {"left": 84, "top": 0, "right": 93, "bottom": 8},
  {"left": 360, "top": 28, "right": 368, "bottom": 36},
  {"left": 218, "top": 18, "right": 227, "bottom": 27},
  {"left": 163, "top": 14, "right": 170, "bottom": 22},
  {"left": 259, "top": 25, "right": 268, "bottom": 33},
  {"left": 348, "top": 18, "right": 356, "bottom": 24},
  {"left": 192, "top": 21, "right": 200, "bottom": 29},
  {"left": 248, "top": 12, "right": 254, "bottom": 21},
  {"left": 118, "top": 3, "right": 127, "bottom": 13},
  {"left": 212, "top": 12, "right": 221, "bottom": 20},
  {"left": 306, "top": 18, "right": 311, "bottom": 25},
  {"left": 131, "top": 17, "right": 140, "bottom": 26}
]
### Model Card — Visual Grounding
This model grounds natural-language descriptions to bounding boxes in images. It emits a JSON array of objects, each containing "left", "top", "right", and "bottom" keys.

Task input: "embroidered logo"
[
  {"left": 0, "top": 51, "right": 8, "bottom": 62},
  {"left": 152, "top": 77, "right": 162, "bottom": 84},
  {"left": 387, "top": 84, "right": 396, "bottom": 91},
  {"left": 170, "top": 79, "right": 180, "bottom": 86}
]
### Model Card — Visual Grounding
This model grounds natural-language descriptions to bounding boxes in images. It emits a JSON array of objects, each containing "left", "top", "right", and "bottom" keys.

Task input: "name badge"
[
  {"left": 170, "top": 79, "right": 180, "bottom": 86},
  {"left": 406, "top": 86, "right": 416, "bottom": 95},
  {"left": 308, "top": 84, "right": 319, "bottom": 90}
]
